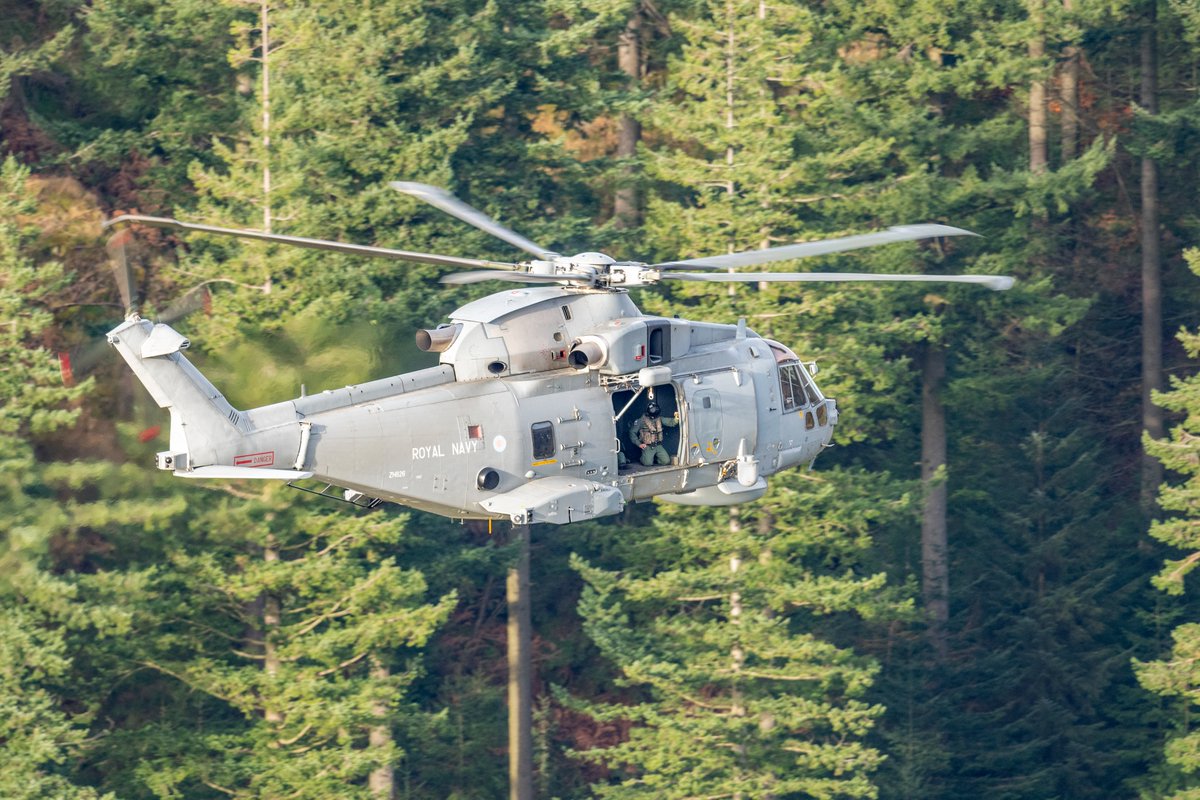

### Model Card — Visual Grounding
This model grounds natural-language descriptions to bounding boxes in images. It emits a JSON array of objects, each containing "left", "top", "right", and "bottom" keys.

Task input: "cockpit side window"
[
  {"left": 780, "top": 363, "right": 806, "bottom": 412},
  {"left": 797, "top": 363, "right": 822, "bottom": 405}
]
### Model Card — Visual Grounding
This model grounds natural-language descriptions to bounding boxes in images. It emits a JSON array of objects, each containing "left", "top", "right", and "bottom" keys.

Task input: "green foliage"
[
  {"left": 116, "top": 496, "right": 456, "bottom": 799},
  {"left": 0, "top": 2, "right": 75, "bottom": 107},
  {"left": 0, "top": 609, "right": 111, "bottom": 800},
  {"left": 0, "top": 157, "right": 85, "bottom": 439},
  {"left": 3, "top": 0, "right": 1200, "bottom": 797},
  {"left": 178, "top": 0, "right": 607, "bottom": 347},
  {"left": 1137, "top": 250, "right": 1200, "bottom": 796},
  {"left": 1144, "top": 254, "right": 1200, "bottom": 594},
  {"left": 0, "top": 155, "right": 114, "bottom": 799},
  {"left": 573, "top": 469, "right": 913, "bottom": 798}
]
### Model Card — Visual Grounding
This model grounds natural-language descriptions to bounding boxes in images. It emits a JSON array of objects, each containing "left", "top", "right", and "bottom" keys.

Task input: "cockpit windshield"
[{"left": 766, "top": 340, "right": 821, "bottom": 412}]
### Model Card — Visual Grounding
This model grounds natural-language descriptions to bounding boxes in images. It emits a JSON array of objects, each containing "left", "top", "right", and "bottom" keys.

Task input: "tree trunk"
[
  {"left": 729, "top": 509, "right": 745, "bottom": 800},
  {"left": 921, "top": 344, "right": 949, "bottom": 661},
  {"left": 1060, "top": 0, "right": 1080, "bottom": 161},
  {"left": 259, "top": 0, "right": 273, "bottom": 294},
  {"left": 1140, "top": 0, "right": 1164, "bottom": 508},
  {"left": 261, "top": 0, "right": 271, "bottom": 235},
  {"left": 724, "top": 0, "right": 737, "bottom": 295},
  {"left": 507, "top": 524, "right": 533, "bottom": 800},
  {"left": 263, "top": 539, "right": 284, "bottom": 725},
  {"left": 1028, "top": 2, "right": 1048, "bottom": 174},
  {"left": 614, "top": 9, "right": 641, "bottom": 229},
  {"left": 368, "top": 657, "right": 394, "bottom": 799}
]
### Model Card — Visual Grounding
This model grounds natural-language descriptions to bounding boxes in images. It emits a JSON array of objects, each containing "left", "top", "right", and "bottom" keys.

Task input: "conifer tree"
[
  {"left": 0, "top": 155, "right": 113, "bottom": 799},
  {"left": 813, "top": 1, "right": 1145, "bottom": 793},
  {"left": 179, "top": 0, "right": 606, "bottom": 344},
  {"left": 1136, "top": 250, "right": 1200, "bottom": 797},
  {"left": 120, "top": 307, "right": 459, "bottom": 796},
  {"left": 69, "top": 0, "right": 247, "bottom": 193},
  {"left": 574, "top": 469, "right": 911, "bottom": 798},
  {"left": 115, "top": 493, "right": 456, "bottom": 799}
]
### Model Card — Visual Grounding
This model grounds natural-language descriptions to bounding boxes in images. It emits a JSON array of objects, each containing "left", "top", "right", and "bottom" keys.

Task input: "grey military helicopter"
[{"left": 104, "top": 183, "right": 1012, "bottom": 525}]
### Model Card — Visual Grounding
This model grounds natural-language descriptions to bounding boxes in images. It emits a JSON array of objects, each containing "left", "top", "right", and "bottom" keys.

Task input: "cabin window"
[
  {"left": 531, "top": 421, "right": 555, "bottom": 461},
  {"left": 779, "top": 364, "right": 808, "bottom": 412}
]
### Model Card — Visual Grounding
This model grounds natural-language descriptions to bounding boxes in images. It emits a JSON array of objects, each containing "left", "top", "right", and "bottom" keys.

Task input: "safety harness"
[{"left": 637, "top": 416, "right": 664, "bottom": 446}]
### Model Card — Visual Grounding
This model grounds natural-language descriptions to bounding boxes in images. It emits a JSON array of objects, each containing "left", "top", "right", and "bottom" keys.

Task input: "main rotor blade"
[
  {"left": 667, "top": 271, "right": 1014, "bottom": 290},
  {"left": 653, "top": 224, "right": 978, "bottom": 271},
  {"left": 103, "top": 215, "right": 519, "bottom": 271},
  {"left": 390, "top": 182, "right": 557, "bottom": 260},
  {"left": 440, "top": 270, "right": 577, "bottom": 285}
]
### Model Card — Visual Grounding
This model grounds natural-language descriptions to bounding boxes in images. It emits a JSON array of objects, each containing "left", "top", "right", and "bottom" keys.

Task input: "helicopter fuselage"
[{"left": 108, "top": 286, "right": 836, "bottom": 524}]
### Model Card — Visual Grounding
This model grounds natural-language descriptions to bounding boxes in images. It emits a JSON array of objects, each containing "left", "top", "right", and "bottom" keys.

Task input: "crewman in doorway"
[{"left": 629, "top": 401, "right": 678, "bottom": 466}]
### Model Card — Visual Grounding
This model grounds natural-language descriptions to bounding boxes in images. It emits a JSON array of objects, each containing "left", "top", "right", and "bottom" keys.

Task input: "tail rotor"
[{"left": 63, "top": 221, "right": 210, "bottom": 385}]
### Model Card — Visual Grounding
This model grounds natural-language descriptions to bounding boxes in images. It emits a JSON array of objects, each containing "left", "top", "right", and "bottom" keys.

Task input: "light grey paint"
[{"left": 108, "top": 289, "right": 838, "bottom": 524}]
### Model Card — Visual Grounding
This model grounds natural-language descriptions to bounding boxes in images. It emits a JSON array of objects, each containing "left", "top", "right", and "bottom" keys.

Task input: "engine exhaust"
[{"left": 415, "top": 323, "right": 462, "bottom": 353}]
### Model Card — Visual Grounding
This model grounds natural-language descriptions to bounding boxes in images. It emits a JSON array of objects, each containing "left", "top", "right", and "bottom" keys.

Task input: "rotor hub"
[{"left": 565, "top": 252, "right": 615, "bottom": 266}]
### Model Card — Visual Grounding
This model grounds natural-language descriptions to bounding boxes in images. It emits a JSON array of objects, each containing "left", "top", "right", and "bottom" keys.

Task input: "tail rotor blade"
[
  {"left": 106, "top": 230, "right": 137, "bottom": 315},
  {"left": 157, "top": 285, "right": 211, "bottom": 324},
  {"left": 391, "top": 182, "right": 558, "bottom": 260}
]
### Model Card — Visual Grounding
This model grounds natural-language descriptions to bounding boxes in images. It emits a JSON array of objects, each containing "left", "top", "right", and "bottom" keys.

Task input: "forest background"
[{"left": 5, "top": 0, "right": 1200, "bottom": 797}]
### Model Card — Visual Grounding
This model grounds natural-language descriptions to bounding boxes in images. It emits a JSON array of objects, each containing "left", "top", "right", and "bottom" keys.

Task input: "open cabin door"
[{"left": 610, "top": 383, "right": 682, "bottom": 469}]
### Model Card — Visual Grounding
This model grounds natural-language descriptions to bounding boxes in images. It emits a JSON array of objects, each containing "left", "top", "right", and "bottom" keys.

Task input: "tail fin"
[{"left": 107, "top": 316, "right": 249, "bottom": 471}]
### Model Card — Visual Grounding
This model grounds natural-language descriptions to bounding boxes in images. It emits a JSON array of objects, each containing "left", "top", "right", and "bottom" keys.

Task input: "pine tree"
[
  {"left": 574, "top": 468, "right": 911, "bottom": 798},
  {"left": 95, "top": 308, "right": 459, "bottom": 797},
  {"left": 0, "top": 155, "right": 114, "bottom": 799},
  {"left": 113, "top": 494, "right": 456, "bottom": 799},
  {"left": 177, "top": 0, "right": 607, "bottom": 345},
  {"left": 1135, "top": 250, "right": 1200, "bottom": 797},
  {"left": 783, "top": 3, "right": 1166, "bottom": 796}
]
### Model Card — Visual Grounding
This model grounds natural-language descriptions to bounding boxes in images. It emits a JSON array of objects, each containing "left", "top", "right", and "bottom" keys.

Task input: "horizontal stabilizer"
[
  {"left": 141, "top": 323, "right": 191, "bottom": 357},
  {"left": 175, "top": 466, "right": 314, "bottom": 480}
]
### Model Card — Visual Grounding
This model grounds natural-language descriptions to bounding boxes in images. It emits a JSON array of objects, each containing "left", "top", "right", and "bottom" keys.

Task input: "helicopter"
[{"left": 103, "top": 183, "right": 1013, "bottom": 525}]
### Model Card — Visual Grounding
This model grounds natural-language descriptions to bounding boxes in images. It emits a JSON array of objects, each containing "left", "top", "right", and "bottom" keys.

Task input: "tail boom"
[{"left": 107, "top": 317, "right": 309, "bottom": 479}]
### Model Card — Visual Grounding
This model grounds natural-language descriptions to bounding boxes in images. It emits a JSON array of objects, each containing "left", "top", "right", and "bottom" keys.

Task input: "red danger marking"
[
  {"left": 234, "top": 451, "right": 275, "bottom": 468},
  {"left": 58, "top": 352, "right": 74, "bottom": 387}
]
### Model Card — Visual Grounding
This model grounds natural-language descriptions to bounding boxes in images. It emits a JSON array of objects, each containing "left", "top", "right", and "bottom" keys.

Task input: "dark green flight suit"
[{"left": 629, "top": 413, "right": 678, "bottom": 466}]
